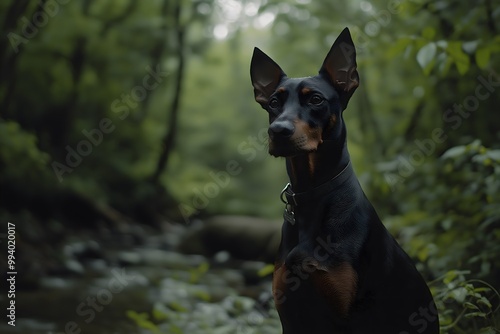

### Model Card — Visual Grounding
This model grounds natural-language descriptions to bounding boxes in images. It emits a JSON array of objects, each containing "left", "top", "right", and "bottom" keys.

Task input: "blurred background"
[{"left": 0, "top": 0, "right": 499, "bottom": 333}]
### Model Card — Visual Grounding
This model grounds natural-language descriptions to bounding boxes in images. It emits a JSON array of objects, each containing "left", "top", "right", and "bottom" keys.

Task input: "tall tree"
[{"left": 151, "top": 0, "right": 187, "bottom": 184}]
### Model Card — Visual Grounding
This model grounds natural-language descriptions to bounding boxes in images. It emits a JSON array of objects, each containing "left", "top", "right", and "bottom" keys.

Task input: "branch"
[
  {"left": 403, "top": 101, "right": 425, "bottom": 142},
  {"left": 100, "top": 0, "right": 138, "bottom": 36}
]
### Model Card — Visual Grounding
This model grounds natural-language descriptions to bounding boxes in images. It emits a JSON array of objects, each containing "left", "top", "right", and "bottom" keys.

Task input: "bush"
[{"left": 371, "top": 140, "right": 500, "bottom": 332}]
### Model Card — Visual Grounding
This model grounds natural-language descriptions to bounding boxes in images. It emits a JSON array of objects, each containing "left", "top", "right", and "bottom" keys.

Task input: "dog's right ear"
[
  {"left": 319, "top": 28, "right": 359, "bottom": 110},
  {"left": 250, "top": 47, "right": 286, "bottom": 107}
]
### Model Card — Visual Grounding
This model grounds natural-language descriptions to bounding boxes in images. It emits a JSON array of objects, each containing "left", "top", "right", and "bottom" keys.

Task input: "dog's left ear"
[
  {"left": 319, "top": 28, "right": 359, "bottom": 110},
  {"left": 250, "top": 47, "right": 286, "bottom": 108}
]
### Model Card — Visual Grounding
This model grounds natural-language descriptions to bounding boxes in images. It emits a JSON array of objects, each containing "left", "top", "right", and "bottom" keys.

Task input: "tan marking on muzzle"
[{"left": 292, "top": 120, "right": 323, "bottom": 152}]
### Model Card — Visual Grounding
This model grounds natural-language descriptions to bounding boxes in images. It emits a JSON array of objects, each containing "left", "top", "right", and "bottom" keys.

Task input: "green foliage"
[
  {"left": 403, "top": 34, "right": 500, "bottom": 76},
  {"left": 373, "top": 140, "right": 500, "bottom": 284},
  {"left": 433, "top": 270, "right": 500, "bottom": 333},
  {"left": 126, "top": 310, "right": 162, "bottom": 334},
  {"left": 367, "top": 1, "right": 500, "bottom": 78},
  {"left": 2, "top": 0, "right": 499, "bottom": 221},
  {"left": 189, "top": 262, "right": 210, "bottom": 284},
  {"left": 0, "top": 120, "right": 50, "bottom": 182},
  {"left": 367, "top": 140, "right": 500, "bottom": 333},
  {"left": 257, "top": 264, "right": 275, "bottom": 277}
]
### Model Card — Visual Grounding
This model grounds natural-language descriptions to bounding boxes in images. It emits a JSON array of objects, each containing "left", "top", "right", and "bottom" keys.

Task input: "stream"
[{"left": 0, "top": 223, "right": 280, "bottom": 334}]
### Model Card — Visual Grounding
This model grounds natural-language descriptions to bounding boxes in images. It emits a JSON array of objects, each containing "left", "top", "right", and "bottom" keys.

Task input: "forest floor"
[{"left": 0, "top": 220, "right": 280, "bottom": 334}]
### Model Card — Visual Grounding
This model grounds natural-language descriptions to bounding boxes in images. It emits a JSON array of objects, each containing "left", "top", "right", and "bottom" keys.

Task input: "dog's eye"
[
  {"left": 309, "top": 95, "right": 324, "bottom": 105},
  {"left": 269, "top": 97, "right": 280, "bottom": 109}
]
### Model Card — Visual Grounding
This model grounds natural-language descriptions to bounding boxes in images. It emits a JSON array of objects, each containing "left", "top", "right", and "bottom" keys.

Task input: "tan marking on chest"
[
  {"left": 308, "top": 153, "right": 317, "bottom": 177},
  {"left": 272, "top": 263, "right": 288, "bottom": 310},
  {"left": 310, "top": 262, "right": 358, "bottom": 317}
]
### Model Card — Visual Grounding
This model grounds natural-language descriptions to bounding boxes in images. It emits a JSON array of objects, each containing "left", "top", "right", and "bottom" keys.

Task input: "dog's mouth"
[{"left": 269, "top": 134, "right": 322, "bottom": 157}]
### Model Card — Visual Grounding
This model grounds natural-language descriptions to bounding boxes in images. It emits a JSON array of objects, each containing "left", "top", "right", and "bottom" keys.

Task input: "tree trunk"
[
  {"left": 150, "top": 0, "right": 186, "bottom": 184},
  {"left": 137, "top": 0, "right": 169, "bottom": 120},
  {"left": 0, "top": 0, "right": 38, "bottom": 117}
]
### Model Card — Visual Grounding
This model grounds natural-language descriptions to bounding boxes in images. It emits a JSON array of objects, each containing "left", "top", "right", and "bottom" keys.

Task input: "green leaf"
[
  {"left": 438, "top": 54, "right": 453, "bottom": 75},
  {"left": 464, "top": 301, "right": 479, "bottom": 310},
  {"left": 126, "top": 311, "right": 161, "bottom": 334},
  {"left": 422, "top": 27, "right": 436, "bottom": 40},
  {"left": 168, "top": 301, "right": 188, "bottom": 312},
  {"left": 486, "top": 150, "right": 500, "bottom": 161},
  {"left": 447, "top": 42, "right": 470, "bottom": 75},
  {"left": 170, "top": 325, "right": 183, "bottom": 334},
  {"left": 476, "top": 47, "right": 491, "bottom": 69},
  {"left": 152, "top": 302, "right": 170, "bottom": 321},
  {"left": 451, "top": 287, "right": 468, "bottom": 302},
  {"left": 442, "top": 145, "right": 467, "bottom": 159},
  {"left": 417, "top": 42, "right": 437, "bottom": 75},
  {"left": 455, "top": 56, "right": 470, "bottom": 74},
  {"left": 126, "top": 310, "right": 149, "bottom": 322},
  {"left": 193, "top": 290, "right": 211, "bottom": 301},
  {"left": 258, "top": 264, "right": 275, "bottom": 277},
  {"left": 462, "top": 40, "right": 479, "bottom": 54},
  {"left": 464, "top": 311, "right": 487, "bottom": 319},
  {"left": 189, "top": 262, "right": 209, "bottom": 283},
  {"left": 473, "top": 287, "right": 492, "bottom": 293},
  {"left": 417, "top": 246, "right": 429, "bottom": 262},
  {"left": 387, "top": 37, "right": 413, "bottom": 57},
  {"left": 464, "top": 283, "right": 476, "bottom": 292},
  {"left": 477, "top": 296, "right": 493, "bottom": 309}
]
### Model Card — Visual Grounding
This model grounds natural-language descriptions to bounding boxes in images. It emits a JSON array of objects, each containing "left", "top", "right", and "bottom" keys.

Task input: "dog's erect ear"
[
  {"left": 319, "top": 28, "right": 359, "bottom": 110},
  {"left": 250, "top": 47, "right": 286, "bottom": 107}
]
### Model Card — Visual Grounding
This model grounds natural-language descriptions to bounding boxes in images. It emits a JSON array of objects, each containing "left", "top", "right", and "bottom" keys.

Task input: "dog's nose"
[{"left": 269, "top": 121, "right": 294, "bottom": 139}]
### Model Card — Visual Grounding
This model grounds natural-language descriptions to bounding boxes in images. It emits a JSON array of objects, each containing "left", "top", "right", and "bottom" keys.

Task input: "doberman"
[{"left": 250, "top": 28, "right": 439, "bottom": 334}]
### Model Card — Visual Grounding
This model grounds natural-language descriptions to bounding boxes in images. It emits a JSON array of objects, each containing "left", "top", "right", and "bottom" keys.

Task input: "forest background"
[{"left": 1, "top": 0, "right": 499, "bottom": 333}]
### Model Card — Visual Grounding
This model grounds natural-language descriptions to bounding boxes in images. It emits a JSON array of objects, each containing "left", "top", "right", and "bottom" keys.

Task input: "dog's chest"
[{"left": 272, "top": 229, "right": 359, "bottom": 321}]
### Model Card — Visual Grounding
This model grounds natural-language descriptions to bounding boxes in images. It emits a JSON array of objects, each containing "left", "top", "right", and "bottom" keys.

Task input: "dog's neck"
[{"left": 285, "top": 140, "right": 350, "bottom": 193}]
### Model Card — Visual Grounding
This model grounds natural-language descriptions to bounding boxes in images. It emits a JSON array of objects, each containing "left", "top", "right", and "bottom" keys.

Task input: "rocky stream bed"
[{"left": 0, "top": 220, "right": 281, "bottom": 334}]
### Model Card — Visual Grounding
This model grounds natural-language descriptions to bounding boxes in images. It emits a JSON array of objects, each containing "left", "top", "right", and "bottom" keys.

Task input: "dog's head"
[{"left": 250, "top": 28, "right": 359, "bottom": 157}]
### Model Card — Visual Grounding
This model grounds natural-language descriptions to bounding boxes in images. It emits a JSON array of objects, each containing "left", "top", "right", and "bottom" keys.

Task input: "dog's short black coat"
[{"left": 250, "top": 28, "right": 439, "bottom": 334}]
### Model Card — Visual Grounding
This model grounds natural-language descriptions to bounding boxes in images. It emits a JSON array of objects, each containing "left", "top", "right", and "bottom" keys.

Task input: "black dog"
[{"left": 250, "top": 28, "right": 439, "bottom": 334}]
